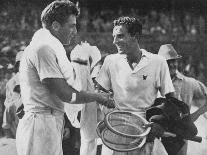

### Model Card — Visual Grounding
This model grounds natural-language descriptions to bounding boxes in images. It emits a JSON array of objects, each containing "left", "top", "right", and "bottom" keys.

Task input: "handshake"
[{"left": 96, "top": 92, "right": 115, "bottom": 109}]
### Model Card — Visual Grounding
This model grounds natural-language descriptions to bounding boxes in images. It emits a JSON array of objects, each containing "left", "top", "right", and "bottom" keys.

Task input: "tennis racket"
[
  {"left": 97, "top": 110, "right": 202, "bottom": 152},
  {"left": 104, "top": 110, "right": 151, "bottom": 138},
  {"left": 96, "top": 118, "right": 147, "bottom": 152}
]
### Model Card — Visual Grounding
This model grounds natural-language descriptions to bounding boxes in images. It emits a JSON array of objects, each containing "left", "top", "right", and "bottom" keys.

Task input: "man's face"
[
  {"left": 59, "top": 15, "right": 77, "bottom": 45},
  {"left": 167, "top": 59, "right": 178, "bottom": 78},
  {"left": 112, "top": 25, "right": 136, "bottom": 54}
]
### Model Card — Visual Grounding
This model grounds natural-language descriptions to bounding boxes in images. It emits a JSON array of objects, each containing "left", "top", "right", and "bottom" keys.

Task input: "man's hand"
[
  {"left": 63, "top": 127, "right": 70, "bottom": 140},
  {"left": 146, "top": 122, "right": 165, "bottom": 142},
  {"left": 97, "top": 93, "right": 115, "bottom": 109}
]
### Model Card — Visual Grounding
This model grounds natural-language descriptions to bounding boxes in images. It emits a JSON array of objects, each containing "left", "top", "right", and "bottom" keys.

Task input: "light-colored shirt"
[
  {"left": 20, "top": 29, "right": 75, "bottom": 113},
  {"left": 65, "top": 43, "right": 101, "bottom": 140},
  {"left": 96, "top": 49, "right": 174, "bottom": 112},
  {"left": 4, "top": 73, "right": 21, "bottom": 108},
  {"left": 173, "top": 71, "right": 207, "bottom": 108}
]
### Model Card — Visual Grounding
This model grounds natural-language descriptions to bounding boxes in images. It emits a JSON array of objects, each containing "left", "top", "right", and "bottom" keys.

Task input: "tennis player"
[
  {"left": 96, "top": 16, "right": 175, "bottom": 155},
  {"left": 16, "top": 1, "right": 114, "bottom": 155}
]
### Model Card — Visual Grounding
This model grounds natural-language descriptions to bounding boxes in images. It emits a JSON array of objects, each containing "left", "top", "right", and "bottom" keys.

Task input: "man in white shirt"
[
  {"left": 96, "top": 16, "right": 175, "bottom": 155},
  {"left": 16, "top": 1, "right": 114, "bottom": 155},
  {"left": 2, "top": 51, "right": 23, "bottom": 138}
]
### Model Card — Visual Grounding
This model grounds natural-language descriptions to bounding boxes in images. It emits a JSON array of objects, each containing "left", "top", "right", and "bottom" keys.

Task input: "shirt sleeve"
[
  {"left": 158, "top": 59, "right": 175, "bottom": 96},
  {"left": 34, "top": 45, "right": 64, "bottom": 81},
  {"left": 192, "top": 79, "right": 207, "bottom": 99},
  {"left": 95, "top": 56, "right": 112, "bottom": 91},
  {"left": 4, "top": 82, "right": 12, "bottom": 107}
]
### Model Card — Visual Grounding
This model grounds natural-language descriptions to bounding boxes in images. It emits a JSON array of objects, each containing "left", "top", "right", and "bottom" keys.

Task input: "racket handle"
[
  {"left": 187, "top": 136, "right": 202, "bottom": 143},
  {"left": 163, "top": 132, "right": 202, "bottom": 143}
]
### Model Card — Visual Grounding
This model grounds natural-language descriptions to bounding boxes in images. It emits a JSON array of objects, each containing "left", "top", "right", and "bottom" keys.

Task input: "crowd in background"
[
  {"left": 0, "top": 2, "right": 207, "bottom": 137},
  {"left": 0, "top": 4, "right": 206, "bottom": 36}
]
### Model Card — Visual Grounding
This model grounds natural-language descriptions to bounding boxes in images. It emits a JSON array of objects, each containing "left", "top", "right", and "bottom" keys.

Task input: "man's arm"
[
  {"left": 158, "top": 58, "right": 175, "bottom": 97},
  {"left": 190, "top": 80, "right": 207, "bottom": 121},
  {"left": 34, "top": 45, "right": 114, "bottom": 108},
  {"left": 42, "top": 78, "right": 114, "bottom": 108},
  {"left": 190, "top": 103, "right": 207, "bottom": 122}
]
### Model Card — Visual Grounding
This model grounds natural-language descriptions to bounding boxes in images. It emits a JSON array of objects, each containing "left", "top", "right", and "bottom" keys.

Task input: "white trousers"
[
  {"left": 80, "top": 138, "right": 97, "bottom": 155},
  {"left": 16, "top": 111, "right": 64, "bottom": 155}
]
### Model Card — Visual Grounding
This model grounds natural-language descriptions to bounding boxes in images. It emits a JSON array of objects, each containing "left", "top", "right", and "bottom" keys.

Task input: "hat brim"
[{"left": 167, "top": 55, "right": 182, "bottom": 60}]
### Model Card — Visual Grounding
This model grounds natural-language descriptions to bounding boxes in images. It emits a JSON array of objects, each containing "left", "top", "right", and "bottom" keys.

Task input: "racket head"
[
  {"left": 96, "top": 120, "right": 106, "bottom": 137},
  {"left": 101, "top": 125, "right": 146, "bottom": 152},
  {"left": 104, "top": 110, "right": 151, "bottom": 138}
]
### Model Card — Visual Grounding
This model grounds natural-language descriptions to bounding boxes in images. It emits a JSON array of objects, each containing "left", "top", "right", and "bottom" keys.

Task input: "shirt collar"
[
  {"left": 119, "top": 49, "right": 150, "bottom": 73},
  {"left": 119, "top": 49, "right": 149, "bottom": 60},
  {"left": 174, "top": 70, "right": 184, "bottom": 80},
  {"left": 140, "top": 49, "right": 150, "bottom": 58}
]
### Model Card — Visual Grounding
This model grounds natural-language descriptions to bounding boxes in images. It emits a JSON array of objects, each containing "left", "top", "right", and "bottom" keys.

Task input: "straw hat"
[{"left": 158, "top": 44, "right": 182, "bottom": 60}]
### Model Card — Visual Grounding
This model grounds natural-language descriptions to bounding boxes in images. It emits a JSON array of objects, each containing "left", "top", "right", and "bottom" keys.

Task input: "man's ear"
[{"left": 51, "top": 21, "right": 61, "bottom": 31}]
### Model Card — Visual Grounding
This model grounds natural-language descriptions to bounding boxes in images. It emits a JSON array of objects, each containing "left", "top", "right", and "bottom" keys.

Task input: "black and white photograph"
[{"left": 0, "top": 0, "right": 207, "bottom": 155}]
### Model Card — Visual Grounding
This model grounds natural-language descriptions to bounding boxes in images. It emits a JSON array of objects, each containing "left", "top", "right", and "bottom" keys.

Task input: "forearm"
[
  {"left": 43, "top": 78, "right": 111, "bottom": 105},
  {"left": 191, "top": 103, "right": 207, "bottom": 122},
  {"left": 75, "top": 91, "right": 107, "bottom": 104}
]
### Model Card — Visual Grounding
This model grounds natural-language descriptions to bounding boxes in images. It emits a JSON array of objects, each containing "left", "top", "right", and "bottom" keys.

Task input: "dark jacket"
[{"left": 146, "top": 97, "right": 198, "bottom": 155}]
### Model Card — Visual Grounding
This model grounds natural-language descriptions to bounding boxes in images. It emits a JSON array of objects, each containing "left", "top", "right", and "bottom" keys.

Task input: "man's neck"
[
  {"left": 126, "top": 49, "right": 142, "bottom": 70},
  {"left": 127, "top": 49, "right": 142, "bottom": 64},
  {"left": 49, "top": 28, "right": 66, "bottom": 45}
]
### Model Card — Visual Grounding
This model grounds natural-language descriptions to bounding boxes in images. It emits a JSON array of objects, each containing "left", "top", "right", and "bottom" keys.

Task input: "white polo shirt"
[
  {"left": 20, "top": 29, "right": 74, "bottom": 113},
  {"left": 96, "top": 49, "right": 175, "bottom": 112}
]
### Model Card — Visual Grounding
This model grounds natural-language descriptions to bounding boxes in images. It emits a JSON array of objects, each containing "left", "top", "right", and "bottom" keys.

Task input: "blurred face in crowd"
[
  {"left": 53, "top": 15, "right": 77, "bottom": 45},
  {"left": 112, "top": 25, "right": 137, "bottom": 54},
  {"left": 167, "top": 59, "right": 178, "bottom": 78}
]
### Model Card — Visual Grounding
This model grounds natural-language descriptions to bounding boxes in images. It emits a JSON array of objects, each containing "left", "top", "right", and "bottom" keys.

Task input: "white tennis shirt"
[{"left": 96, "top": 49, "right": 175, "bottom": 112}]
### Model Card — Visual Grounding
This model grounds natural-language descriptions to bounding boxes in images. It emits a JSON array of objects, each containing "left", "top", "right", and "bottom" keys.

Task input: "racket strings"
[
  {"left": 106, "top": 112, "right": 150, "bottom": 137},
  {"left": 101, "top": 127, "right": 146, "bottom": 152},
  {"left": 97, "top": 110, "right": 151, "bottom": 152}
]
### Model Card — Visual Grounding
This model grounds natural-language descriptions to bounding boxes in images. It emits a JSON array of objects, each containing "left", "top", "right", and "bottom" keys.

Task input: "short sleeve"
[
  {"left": 158, "top": 59, "right": 175, "bottom": 96},
  {"left": 193, "top": 79, "right": 207, "bottom": 99},
  {"left": 95, "top": 56, "right": 112, "bottom": 90},
  {"left": 35, "top": 45, "right": 64, "bottom": 81}
]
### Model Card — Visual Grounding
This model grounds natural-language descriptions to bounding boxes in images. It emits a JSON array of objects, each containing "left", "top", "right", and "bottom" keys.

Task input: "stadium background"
[
  {"left": 0, "top": 0, "right": 207, "bottom": 91},
  {"left": 0, "top": 0, "right": 207, "bottom": 154}
]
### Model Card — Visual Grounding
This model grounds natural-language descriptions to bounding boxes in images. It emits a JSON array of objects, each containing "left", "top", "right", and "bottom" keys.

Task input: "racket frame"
[{"left": 104, "top": 110, "right": 151, "bottom": 138}]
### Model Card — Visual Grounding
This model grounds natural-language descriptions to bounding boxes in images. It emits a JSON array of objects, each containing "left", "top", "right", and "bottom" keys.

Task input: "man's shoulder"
[
  {"left": 26, "top": 44, "right": 56, "bottom": 58},
  {"left": 142, "top": 49, "right": 165, "bottom": 61},
  {"left": 151, "top": 53, "right": 165, "bottom": 62},
  {"left": 146, "top": 52, "right": 166, "bottom": 66},
  {"left": 182, "top": 74, "right": 197, "bottom": 83},
  {"left": 104, "top": 53, "right": 120, "bottom": 62},
  {"left": 181, "top": 73, "right": 204, "bottom": 88}
]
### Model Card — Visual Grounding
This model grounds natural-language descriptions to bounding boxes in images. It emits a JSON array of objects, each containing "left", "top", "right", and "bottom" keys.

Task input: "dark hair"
[
  {"left": 41, "top": 0, "right": 79, "bottom": 28},
  {"left": 113, "top": 16, "right": 142, "bottom": 37}
]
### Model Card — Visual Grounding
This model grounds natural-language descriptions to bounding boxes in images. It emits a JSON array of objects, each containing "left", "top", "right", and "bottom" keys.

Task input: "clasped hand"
[{"left": 98, "top": 92, "right": 115, "bottom": 109}]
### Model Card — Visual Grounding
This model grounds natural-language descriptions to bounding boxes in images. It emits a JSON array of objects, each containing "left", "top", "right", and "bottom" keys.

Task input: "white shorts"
[{"left": 16, "top": 111, "right": 64, "bottom": 155}]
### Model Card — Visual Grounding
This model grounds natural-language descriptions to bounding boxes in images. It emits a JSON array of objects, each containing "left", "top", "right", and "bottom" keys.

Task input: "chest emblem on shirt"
[{"left": 143, "top": 75, "right": 148, "bottom": 80}]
